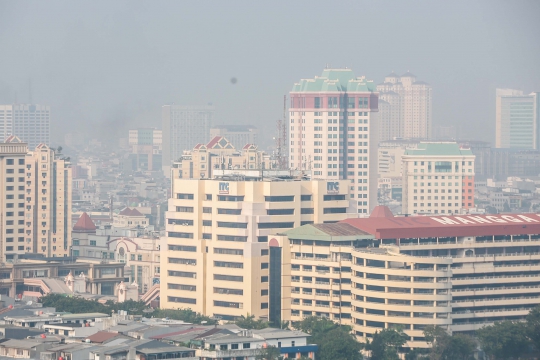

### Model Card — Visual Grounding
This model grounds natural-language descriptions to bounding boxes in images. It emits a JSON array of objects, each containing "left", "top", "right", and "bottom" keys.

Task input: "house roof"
[
  {"left": 73, "top": 212, "right": 97, "bottom": 232},
  {"left": 119, "top": 207, "right": 144, "bottom": 217},
  {"left": 85, "top": 331, "right": 122, "bottom": 343}
]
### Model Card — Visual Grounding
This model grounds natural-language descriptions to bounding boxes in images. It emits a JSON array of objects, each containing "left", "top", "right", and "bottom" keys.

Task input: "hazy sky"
[{"left": 1, "top": 0, "right": 539, "bottom": 148}]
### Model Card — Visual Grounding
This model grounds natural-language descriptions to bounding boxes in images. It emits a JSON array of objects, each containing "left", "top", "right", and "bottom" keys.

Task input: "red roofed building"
[
  {"left": 269, "top": 205, "right": 540, "bottom": 349},
  {"left": 170, "top": 136, "right": 276, "bottom": 179},
  {"left": 73, "top": 212, "right": 97, "bottom": 234},
  {"left": 113, "top": 207, "right": 148, "bottom": 229}
]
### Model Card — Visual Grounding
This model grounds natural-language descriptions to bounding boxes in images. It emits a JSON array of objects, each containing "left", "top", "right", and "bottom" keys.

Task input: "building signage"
[
  {"left": 430, "top": 214, "right": 540, "bottom": 225},
  {"left": 327, "top": 181, "right": 339, "bottom": 194},
  {"left": 219, "top": 182, "right": 229, "bottom": 194}
]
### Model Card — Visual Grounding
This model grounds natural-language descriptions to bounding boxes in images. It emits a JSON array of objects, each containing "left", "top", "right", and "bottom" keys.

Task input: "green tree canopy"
[
  {"left": 235, "top": 313, "right": 269, "bottom": 330},
  {"left": 294, "top": 316, "right": 362, "bottom": 360},
  {"left": 255, "top": 346, "right": 282, "bottom": 360},
  {"left": 526, "top": 305, "right": 540, "bottom": 351},
  {"left": 477, "top": 321, "right": 531, "bottom": 360},
  {"left": 367, "top": 328, "right": 408, "bottom": 360}
]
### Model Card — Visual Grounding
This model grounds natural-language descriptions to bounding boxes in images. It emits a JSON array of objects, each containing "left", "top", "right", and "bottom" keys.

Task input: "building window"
[
  {"left": 176, "top": 193, "right": 194, "bottom": 199},
  {"left": 261, "top": 276, "right": 269, "bottom": 282},
  {"left": 264, "top": 196, "right": 295, "bottom": 202}
]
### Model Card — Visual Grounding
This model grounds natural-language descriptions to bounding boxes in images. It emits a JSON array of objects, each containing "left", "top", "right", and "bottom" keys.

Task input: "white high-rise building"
[
  {"left": 377, "top": 72, "right": 432, "bottom": 141},
  {"left": 495, "top": 89, "right": 540, "bottom": 149},
  {"left": 0, "top": 104, "right": 50, "bottom": 148},
  {"left": 162, "top": 105, "right": 214, "bottom": 174},
  {"left": 289, "top": 68, "right": 379, "bottom": 214}
]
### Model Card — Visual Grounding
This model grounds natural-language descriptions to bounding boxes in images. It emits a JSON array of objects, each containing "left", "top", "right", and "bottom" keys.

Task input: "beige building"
[
  {"left": 377, "top": 72, "right": 432, "bottom": 141},
  {"left": 171, "top": 136, "right": 275, "bottom": 180},
  {"left": 402, "top": 142, "right": 475, "bottom": 215},
  {"left": 289, "top": 68, "right": 380, "bottom": 215},
  {"left": 28, "top": 143, "right": 72, "bottom": 257},
  {"left": 0, "top": 136, "right": 71, "bottom": 260},
  {"left": 495, "top": 88, "right": 539, "bottom": 149},
  {"left": 160, "top": 173, "right": 356, "bottom": 320},
  {"left": 271, "top": 207, "right": 540, "bottom": 349}
]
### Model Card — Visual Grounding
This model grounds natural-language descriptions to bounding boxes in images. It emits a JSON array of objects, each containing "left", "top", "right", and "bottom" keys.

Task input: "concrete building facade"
[
  {"left": 162, "top": 105, "right": 214, "bottom": 174},
  {"left": 171, "top": 136, "right": 275, "bottom": 180},
  {"left": 402, "top": 142, "right": 475, "bottom": 215},
  {"left": 271, "top": 207, "right": 540, "bottom": 349},
  {"left": 160, "top": 173, "right": 356, "bottom": 320},
  {"left": 289, "top": 68, "right": 379, "bottom": 214},
  {"left": 495, "top": 89, "right": 540, "bottom": 149},
  {"left": 0, "top": 104, "right": 50, "bottom": 148},
  {"left": 127, "top": 128, "right": 162, "bottom": 172},
  {"left": 377, "top": 72, "right": 432, "bottom": 141},
  {"left": 0, "top": 137, "right": 72, "bottom": 261}
]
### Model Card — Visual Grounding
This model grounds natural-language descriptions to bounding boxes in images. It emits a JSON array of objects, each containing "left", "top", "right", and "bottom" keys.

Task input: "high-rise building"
[
  {"left": 126, "top": 128, "right": 163, "bottom": 172},
  {"left": 289, "top": 68, "right": 379, "bottom": 214},
  {"left": 0, "top": 136, "right": 29, "bottom": 261},
  {"left": 160, "top": 172, "right": 355, "bottom": 320},
  {"left": 0, "top": 136, "right": 72, "bottom": 261},
  {"left": 27, "top": 143, "right": 72, "bottom": 258},
  {"left": 209, "top": 125, "right": 258, "bottom": 149},
  {"left": 402, "top": 142, "right": 475, "bottom": 215},
  {"left": 171, "top": 136, "right": 276, "bottom": 179},
  {"left": 377, "top": 72, "right": 432, "bottom": 141},
  {"left": 495, "top": 89, "right": 540, "bottom": 149},
  {"left": 0, "top": 104, "right": 50, "bottom": 148},
  {"left": 162, "top": 105, "right": 214, "bottom": 173}
]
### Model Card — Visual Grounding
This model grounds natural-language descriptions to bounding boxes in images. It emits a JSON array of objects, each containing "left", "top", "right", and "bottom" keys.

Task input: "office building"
[
  {"left": 162, "top": 105, "right": 214, "bottom": 173},
  {"left": 495, "top": 89, "right": 540, "bottom": 149},
  {"left": 171, "top": 136, "right": 275, "bottom": 179},
  {"left": 289, "top": 68, "right": 379, "bottom": 214},
  {"left": 126, "top": 128, "right": 162, "bottom": 172},
  {"left": 377, "top": 72, "right": 432, "bottom": 141},
  {"left": 0, "top": 136, "right": 72, "bottom": 261},
  {"left": 402, "top": 142, "right": 475, "bottom": 215},
  {"left": 160, "top": 172, "right": 356, "bottom": 319},
  {"left": 271, "top": 207, "right": 540, "bottom": 349},
  {"left": 378, "top": 139, "right": 421, "bottom": 178},
  {"left": 209, "top": 125, "right": 258, "bottom": 150},
  {"left": 0, "top": 104, "right": 50, "bottom": 148}
]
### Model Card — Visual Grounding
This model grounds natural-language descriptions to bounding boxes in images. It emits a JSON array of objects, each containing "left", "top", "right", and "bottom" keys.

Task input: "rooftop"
[
  {"left": 283, "top": 223, "right": 373, "bottom": 241},
  {"left": 292, "top": 68, "right": 375, "bottom": 93},
  {"left": 342, "top": 206, "right": 540, "bottom": 239},
  {"left": 404, "top": 142, "right": 474, "bottom": 156}
]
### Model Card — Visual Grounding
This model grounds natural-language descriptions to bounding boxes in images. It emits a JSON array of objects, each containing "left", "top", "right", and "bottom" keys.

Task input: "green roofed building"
[
  {"left": 401, "top": 142, "right": 476, "bottom": 215},
  {"left": 289, "top": 68, "right": 379, "bottom": 215}
]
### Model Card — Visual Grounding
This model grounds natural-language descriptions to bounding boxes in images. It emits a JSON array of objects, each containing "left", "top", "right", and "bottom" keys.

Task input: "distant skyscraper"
[
  {"left": 0, "top": 104, "right": 50, "bottom": 148},
  {"left": 495, "top": 89, "right": 540, "bottom": 149},
  {"left": 377, "top": 72, "right": 432, "bottom": 141},
  {"left": 209, "top": 125, "right": 258, "bottom": 149},
  {"left": 289, "top": 68, "right": 379, "bottom": 214},
  {"left": 127, "top": 128, "right": 163, "bottom": 172},
  {"left": 162, "top": 105, "right": 214, "bottom": 173}
]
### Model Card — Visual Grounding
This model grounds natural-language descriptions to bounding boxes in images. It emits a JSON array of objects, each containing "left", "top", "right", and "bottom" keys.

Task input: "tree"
[
  {"left": 424, "top": 325, "right": 449, "bottom": 360},
  {"left": 235, "top": 313, "right": 269, "bottom": 330},
  {"left": 442, "top": 333, "right": 475, "bottom": 360},
  {"left": 477, "top": 321, "right": 531, "bottom": 360},
  {"left": 256, "top": 346, "right": 282, "bottom": 360},
  {"left": 317, "top": 327, "right": 363, "bottom": 360},
  {"left": 293, "top": 316, "right": 363, "bottom": 360},
  {"left": 367, "top": 328, "right": 408, "bottom": 360},
  {"left": 526, "top": 305, "right": 540, "bottom": 352}
]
